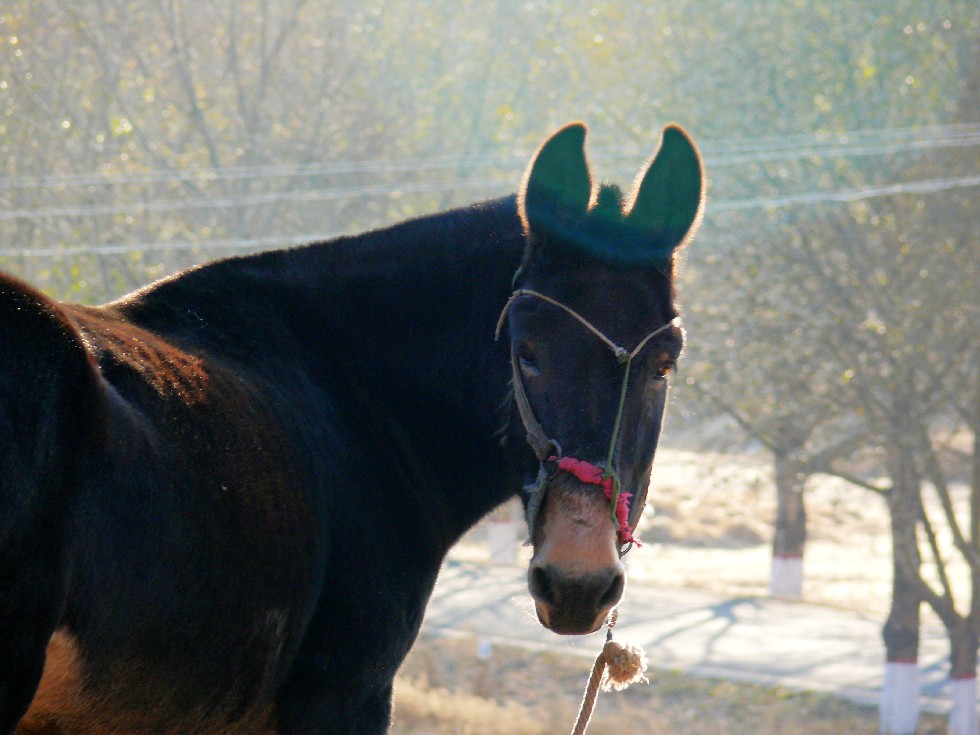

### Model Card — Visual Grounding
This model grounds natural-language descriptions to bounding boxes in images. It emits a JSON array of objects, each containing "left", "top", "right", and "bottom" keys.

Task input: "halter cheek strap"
[{"left": 496, "top": 289, "right": 680, "bottom": 547}]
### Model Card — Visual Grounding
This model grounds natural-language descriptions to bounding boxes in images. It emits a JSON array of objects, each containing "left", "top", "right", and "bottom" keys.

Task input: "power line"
[
  {"left": 3, "top": 173, "right": 977, "bottom": 259},
  {"left": 0, "top": 231, "right": 345, "bottom": 258},
  {"left": 0, "top": 176, "right": 515, "bottom": 222},
  {"left": 1, "top": 124, "right": 977, "bottom": 192},
  {"left": 3, "top": 152, "right": 980, "bottom": 223},
  {"left": 710, "top": 174, "right": 980, "bottom": 213},
  {"left": 699, "top": 123, "right": 980, "bottom": 154},
  {"left": 702, "top": 133, "right": 980, "bottom": 167},
  {"left": 0, "top": 155, "right": 520, "bottom": 191}
]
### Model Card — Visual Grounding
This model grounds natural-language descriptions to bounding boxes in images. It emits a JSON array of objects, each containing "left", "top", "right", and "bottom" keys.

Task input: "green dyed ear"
[
  {"left": 626, "top": 124, "right": 704, "bottom": 254},
  {"left": 518, "top": 122, "right": 593, "bottom": 236}
]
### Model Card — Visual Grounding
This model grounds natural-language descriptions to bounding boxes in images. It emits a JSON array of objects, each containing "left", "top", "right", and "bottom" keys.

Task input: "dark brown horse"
[{"left": 0, "top": 122, "right": 703, "bottom": 734}]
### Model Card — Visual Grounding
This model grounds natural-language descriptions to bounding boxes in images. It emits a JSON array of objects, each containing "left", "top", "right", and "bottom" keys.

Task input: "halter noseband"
[{"left": 496, "top": 288, "right": 680, "bottom": 550}]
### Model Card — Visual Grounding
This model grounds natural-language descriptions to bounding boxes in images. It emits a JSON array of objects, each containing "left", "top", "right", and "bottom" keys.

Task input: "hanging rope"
[{"left": 570, "top": 610, "right": 649, "bottom": 735}]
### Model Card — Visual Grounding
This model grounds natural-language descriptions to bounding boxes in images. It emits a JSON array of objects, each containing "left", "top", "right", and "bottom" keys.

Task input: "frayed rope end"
[
  {"left": 570, "top": 634, "right": 649, "bottom": 735},
  {"left": 600, "top": 639, "right": 648, "bottom": 691}
]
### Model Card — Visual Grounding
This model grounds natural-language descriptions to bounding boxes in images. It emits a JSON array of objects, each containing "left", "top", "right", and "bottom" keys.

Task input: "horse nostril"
[
  {"left": 529, "top": 564, "right": 557, "bottom": 607},
  {"left": 598, "top": 570, "right": 626, "bottom": 610}
]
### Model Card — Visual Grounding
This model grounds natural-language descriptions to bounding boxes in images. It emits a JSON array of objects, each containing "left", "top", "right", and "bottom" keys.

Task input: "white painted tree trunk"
[
  {"left": 879, "top": 662, "right": 920, "bottom": 734},
  {"left": 949, "top": 676, "right": 979, "bottom": 735},
  {"left": 768, "top": 554, "right": 803, "bottom": 599}
]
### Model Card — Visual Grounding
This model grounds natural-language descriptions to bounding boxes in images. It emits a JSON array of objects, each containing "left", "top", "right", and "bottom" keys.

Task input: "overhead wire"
[
  {"left": 2, "top": 172, "right": 977, "bottom": 259},
  {"left": 1, "top": 124, "right": 977, "bottom": 258},
  {"left": 0, "top": 123, "right": 977, "bottom": 191}
]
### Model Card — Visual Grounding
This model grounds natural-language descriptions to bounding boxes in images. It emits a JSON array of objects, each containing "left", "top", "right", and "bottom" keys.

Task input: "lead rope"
[{"left": 570, "top": 609, "right": 649, "bottom": 735}]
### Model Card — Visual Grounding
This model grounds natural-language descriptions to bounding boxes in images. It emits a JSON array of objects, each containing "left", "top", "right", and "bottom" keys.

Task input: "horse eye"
[{"left": 517, "top": 345, "right": 541, "bottom": 376}]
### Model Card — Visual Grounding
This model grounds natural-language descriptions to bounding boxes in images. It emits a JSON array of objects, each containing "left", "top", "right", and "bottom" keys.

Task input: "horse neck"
[{"left": 293, "top": 198, "right": 526, "bottom": 541}]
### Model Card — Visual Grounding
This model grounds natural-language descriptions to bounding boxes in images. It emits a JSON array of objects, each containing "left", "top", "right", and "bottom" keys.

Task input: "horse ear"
[
  {"left": 626, "top": 124, "right": 704, "bottom": 256},
  {"left": 518, "top": 122, "right": 593, "bottom": 238}
]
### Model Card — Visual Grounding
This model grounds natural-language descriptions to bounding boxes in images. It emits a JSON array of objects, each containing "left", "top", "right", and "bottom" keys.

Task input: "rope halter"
[{"left": 495, "top": 288, "right": 680, "bottom": 548}]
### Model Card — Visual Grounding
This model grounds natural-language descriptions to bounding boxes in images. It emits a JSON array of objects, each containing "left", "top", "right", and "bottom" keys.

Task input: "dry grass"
[
  {"left": 393, "top": 636, "right": 946, "bottom": 735},
  {"left": 393, "top": 676, "right": 546, "bottom": 735}
]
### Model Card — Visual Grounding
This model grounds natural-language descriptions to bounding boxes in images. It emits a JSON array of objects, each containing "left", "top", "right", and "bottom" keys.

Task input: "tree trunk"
[
  {"left": 881, "top": 567, "right": 921, "bottom": 734},
  {"left": 953, "top": 375, "right": 980, "bottom": 735},
  {"left": 880, "top": 561, "right": 921, "bottom": 734},
  {"left": 770, "top": 451, "right": 806, "bottom": 599},
  {"left": 948, "top": 619, "right": 980, "bottom": 735},
  {"left": 880, "top": 445, "right": 923, "bottom": 735}
]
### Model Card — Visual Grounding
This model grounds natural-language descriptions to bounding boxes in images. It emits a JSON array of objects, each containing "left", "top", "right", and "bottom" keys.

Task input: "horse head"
[{"left": 500, "top": 122, "right": 704, "bottom": 634}]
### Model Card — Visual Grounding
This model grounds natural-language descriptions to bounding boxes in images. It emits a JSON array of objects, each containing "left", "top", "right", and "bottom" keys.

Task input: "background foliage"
[
  {"left": 1, "top": 0, "right": 978, "bottom": 655},
  {"left": 2, "top": 1, "right": 975, "bottom": 295}
]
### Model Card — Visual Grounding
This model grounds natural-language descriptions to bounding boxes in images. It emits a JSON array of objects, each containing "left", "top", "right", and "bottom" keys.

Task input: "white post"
[
  {"left": 768, "top": 554, "right": 803, "bottom": 599},
  {"left": 880, "top": 661, "right": 920, "bottom": 734},
  {"left": 487, "top": 520, "right": 518, "bottom": 564},
  {"left": 949, "top": 676, "right": 979, "bottom": 735},
  {"left": 486, "top": 500, "right": 519, "bottom": 565}
]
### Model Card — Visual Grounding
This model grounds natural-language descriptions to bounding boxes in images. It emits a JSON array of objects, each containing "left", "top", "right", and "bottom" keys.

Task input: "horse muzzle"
[
  {"left": 526, "top": 470, "right": 627, "bottom": 635},
  {"left": 528, "top": 562, "right": 625, "bottom": 635}
]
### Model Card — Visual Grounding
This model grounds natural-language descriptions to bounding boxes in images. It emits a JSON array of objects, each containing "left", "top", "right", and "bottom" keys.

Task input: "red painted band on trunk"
[
  {"left": 886, "top": 658, "right": 918, "bottom": 664},
  {"left": 772, "top": 553, "right": 804, "bottom": 559},
  {"left": 951, "top": 673, "right": 978, "bottom": 680}
]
